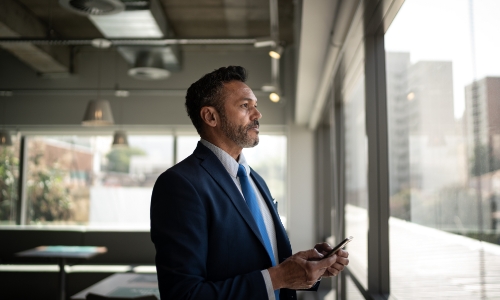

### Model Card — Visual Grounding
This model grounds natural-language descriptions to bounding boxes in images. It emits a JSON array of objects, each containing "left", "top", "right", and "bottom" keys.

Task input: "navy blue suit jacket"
[{"left": 150, "top": 142, "right": 298, "bottom": 299}]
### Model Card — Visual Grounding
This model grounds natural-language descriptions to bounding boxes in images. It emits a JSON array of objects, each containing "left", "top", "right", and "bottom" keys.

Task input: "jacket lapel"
[{"left": 194, "top": 143, "right": 268, "bottom": 253}]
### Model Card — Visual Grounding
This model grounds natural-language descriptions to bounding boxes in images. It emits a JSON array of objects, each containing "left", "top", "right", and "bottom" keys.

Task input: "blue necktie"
[{"left": 237, "top": 164, "right": 279, "bottom": 300}]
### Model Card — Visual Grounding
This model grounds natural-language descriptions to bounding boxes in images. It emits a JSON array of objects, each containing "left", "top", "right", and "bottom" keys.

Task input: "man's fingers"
[
  {"left": 303, "top": 248, "right": 324, "bottom": 260},
  {"left": 337, "top": 249, "right": 349, "bottom": 258},
  {"left": 314, "top": 242, "right": 332, "bottom": 255},
  {"left": 336, "top": 256, "right": 349, "bottom": 266},
  {"left": 333, "top": 262, "right": 345, "bottom": 271},
  {"left": 313, "top": 253, "right": 336, "bottom": 269}
]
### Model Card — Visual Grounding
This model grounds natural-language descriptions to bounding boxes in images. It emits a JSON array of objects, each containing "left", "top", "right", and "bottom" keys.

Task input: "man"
[{"left": 150, "top": 66, "right": 349, "bottom": 299}]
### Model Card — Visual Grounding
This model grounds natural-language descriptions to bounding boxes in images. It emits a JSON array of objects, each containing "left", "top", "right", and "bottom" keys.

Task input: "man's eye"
[{"left": 242, "top": 103, "right": 248, "bottom": 108}]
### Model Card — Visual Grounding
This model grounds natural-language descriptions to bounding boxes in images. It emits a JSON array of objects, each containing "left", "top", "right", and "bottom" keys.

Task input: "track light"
[
  {"left": 261, "top": 84, "right": 277, "bottom": 92},
  {"left": 269, "top": 46, "right": 283, "bottom": 59},
  {"left": 254, "top": 37, "right": 276, "bottom": 48},
  {"left": 269, "top": 93, "right": 280, "bottom": 103}
]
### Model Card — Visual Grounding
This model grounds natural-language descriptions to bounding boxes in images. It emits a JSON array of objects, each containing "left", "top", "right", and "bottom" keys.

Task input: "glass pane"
[
  {"left": 244, "top": 135, "right": 287, "bottom": 227},
  {"left": 344, "top": 76, "right": 368, "bottom": 288},
  {"left": 386, "top": 0, "right": 500, "bottom": 298},
  {"left": 25, "top": 135, "right": 173, "bottom": 229},
  {"left": 0, "top": 135, "right": 20, "bottom": 224},
  {"left": 346, "top": 274, "right": 365, "bottom": 300},
  {"left": 176, "top": 135, "right": 199, "bottom": 163}
]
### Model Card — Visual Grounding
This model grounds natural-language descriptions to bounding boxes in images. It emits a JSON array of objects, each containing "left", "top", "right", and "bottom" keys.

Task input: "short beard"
[{"left": 219, "top": 111, "right": 259, "bottom": 148}]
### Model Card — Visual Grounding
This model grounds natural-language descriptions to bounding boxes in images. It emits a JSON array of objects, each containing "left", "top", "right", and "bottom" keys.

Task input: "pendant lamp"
[
  {"left": 112, "top": 130, "right": 128, "bottom": 147},
  {"left": 0, "top": 129, "right": 12, "bottom": 146},
  {"left": 82, "top": 99, "right": 115, "bottom": 126},
  {"left": 111, "top": 52, "right": 129, "bottom": 147}
]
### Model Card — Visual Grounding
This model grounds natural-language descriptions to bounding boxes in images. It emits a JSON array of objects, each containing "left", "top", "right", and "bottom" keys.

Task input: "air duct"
[
  {"left": 59, "top": 0, "right": 126, "bottom": 16},
  {"left": 60, "top": 0, "right": 181, "bottom": 79},
  {"left": 88, "top": 0, "right": 166, "bottom": 38}
]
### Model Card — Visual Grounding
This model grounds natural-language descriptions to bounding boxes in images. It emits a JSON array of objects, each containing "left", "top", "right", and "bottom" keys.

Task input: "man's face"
[{"left": 218, "top": 81, "right": 262, "bottom": 148}]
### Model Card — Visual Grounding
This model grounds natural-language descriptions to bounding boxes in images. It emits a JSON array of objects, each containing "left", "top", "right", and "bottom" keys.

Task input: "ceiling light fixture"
[
  {"left": 82, "top": 99, "right": 115, "bottom": 126},
  {"left": 112, "top": 51, "right": 128, "bottom": 147},
  {"left": 254, "top": 37, "right": 276, "bottom": 48},
  {"left": 269, "top": 46, "right": 283, "bottom": 59},
  {"left": 261, "top": 84, "right": 277, "bottom": 92},
  {"left": 82, "top": 52, "right": 114, "bottom": 126},
  {"left": 407, "top": 92, "right": 415, "bottom": 101},
  {"left": 128, "top": 51, "right": 170, "bottom": 80},
  {"left": 112, "top": 130, "right": 128, "bottom": 147},
  {"left": 0, "top": 100, "right": 12, "bottom": 146},
  {"left": 269, "top": 93, "right": 280, "bottom": 103},
  {"left": 0, "top": 130, "right": 12, "bottom": 146}
]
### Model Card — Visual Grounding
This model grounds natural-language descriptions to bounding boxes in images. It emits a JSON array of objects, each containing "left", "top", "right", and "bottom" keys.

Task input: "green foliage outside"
[
  {"left": 0, "top": 146, "right": 18, "bottom": 222},
  {"left": 27, "top": 142, "right": 71, "bottom": 223},
  {"left": 390, "top": 188, "right": 411, "bottom": 221},
  {"left": 106, "top": 147, "right": 146, "bottom": 173}
]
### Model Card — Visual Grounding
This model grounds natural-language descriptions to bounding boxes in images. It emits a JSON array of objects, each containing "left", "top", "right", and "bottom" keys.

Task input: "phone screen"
[{"left": 322, "top": 236, "right": 353, "bottom": 259}]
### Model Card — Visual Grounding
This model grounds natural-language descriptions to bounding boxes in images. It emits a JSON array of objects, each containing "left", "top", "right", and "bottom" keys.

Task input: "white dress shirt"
[{"left": 200, "top": 139, "right": 278, "bottom": 300}]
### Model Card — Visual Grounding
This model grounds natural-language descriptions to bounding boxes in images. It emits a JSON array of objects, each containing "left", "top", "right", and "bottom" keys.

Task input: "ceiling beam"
[
  {"left": 294, "top": 0, "right": 338, "bottom": 125},
  {"left": 0, "top": 0, "right": 70, "bottom": 74}
]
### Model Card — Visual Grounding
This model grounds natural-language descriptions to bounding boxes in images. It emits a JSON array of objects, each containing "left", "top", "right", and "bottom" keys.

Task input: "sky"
[{"left": 385, "top": 0, "right": 500, "bottom": 118}]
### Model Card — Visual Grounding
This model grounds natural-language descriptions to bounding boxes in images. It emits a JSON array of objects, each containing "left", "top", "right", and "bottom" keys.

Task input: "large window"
[
  {"left": 0, "top": 133, "right": 288, "bottom": 229},
  {"left": 24, "top": 135, "right": 173, "bottom": 228},
  {"left": 344, "top": 75, "right": 368, "bottom": 289},
  {"left": 176, "top": 135, "right": 199, "bottom": 163},
  {"left": 0, "top": 134, "right": 20, "bottom": 225},
  {"left": 244, "top": 135, "right": 288, "bottom": 224},
  {"left": 385, "top": 0, "right": 500, "bottom": 298}
]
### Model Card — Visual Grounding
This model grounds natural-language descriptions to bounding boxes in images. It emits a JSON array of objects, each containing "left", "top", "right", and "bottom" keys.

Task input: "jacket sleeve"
[{"left": 150, "top": 170, "right": 270, "bottom": 300}]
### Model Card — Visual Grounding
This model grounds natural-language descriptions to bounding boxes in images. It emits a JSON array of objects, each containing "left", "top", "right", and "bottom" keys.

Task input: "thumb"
[
  {"left": 303, "top": 248, "right": 324, "bottom": 260},
  {"left": 314, "top": 253, "right": 337, "bottom": 269}
]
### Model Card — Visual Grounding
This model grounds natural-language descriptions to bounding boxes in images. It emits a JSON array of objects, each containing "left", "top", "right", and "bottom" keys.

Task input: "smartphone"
[{"left": 322, "top": 236, "right": 353, "bottom": 259}]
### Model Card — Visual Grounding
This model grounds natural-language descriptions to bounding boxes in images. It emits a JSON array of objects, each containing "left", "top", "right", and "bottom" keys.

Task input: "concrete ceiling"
[
  {"left": 9, "top": 0, "right": 294, "bottom": 41},
  {"left": 0, "top": 0, "right": 350, "bottom": 128}
]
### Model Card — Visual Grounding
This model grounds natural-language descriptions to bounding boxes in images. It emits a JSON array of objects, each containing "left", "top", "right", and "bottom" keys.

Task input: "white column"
[{"left": 287, "top": 124, "right": 316, "bottom": 252}]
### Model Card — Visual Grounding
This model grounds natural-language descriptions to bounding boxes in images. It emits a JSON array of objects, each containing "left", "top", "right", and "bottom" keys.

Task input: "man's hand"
[
  {"left": 267, "top": 248, "right": 336, "bottom": 290},
  {"left": 314, "top": 242, "right": 349, "bottom": 277}
]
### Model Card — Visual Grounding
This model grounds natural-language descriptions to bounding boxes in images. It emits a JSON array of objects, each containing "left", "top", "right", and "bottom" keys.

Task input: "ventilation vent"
[
  {"left": 59, "top": 0, "right": 125, "bottom": 16},
  {"left": 127, "top": 51, "right": 171, "bottom": 80}
]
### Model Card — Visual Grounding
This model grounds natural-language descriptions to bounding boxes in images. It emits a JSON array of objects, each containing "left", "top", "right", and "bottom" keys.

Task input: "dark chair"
[{"left": 86, "top": 293, "right": 158, "bottom": 300}]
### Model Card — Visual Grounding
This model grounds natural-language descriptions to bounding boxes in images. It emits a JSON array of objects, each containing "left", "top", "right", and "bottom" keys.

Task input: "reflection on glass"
[
  {"left": 25, "top": 135, "right": 173, "bottom": 229},
  {"left": 346, "top": 274, "right": 365, "bottom": 300},
  {"left": 344, "top": 76, "right": 368, "bottom": 288},
  {"left": 386, "top": 0, "right": 500, "bottom": 298},
  {"left": 0, "top": 135, "right": 19, "bottom": 225},
  {"left": 244, "top": 135, "right": 287, "bottom": 226}
]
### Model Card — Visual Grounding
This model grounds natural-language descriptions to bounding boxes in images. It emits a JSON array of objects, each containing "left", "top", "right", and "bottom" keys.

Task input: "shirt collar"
[{"left": 200, "top": 139, "right": 250, "bottom": 178}]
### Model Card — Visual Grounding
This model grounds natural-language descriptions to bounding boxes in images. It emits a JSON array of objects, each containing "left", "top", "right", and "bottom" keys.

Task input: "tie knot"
[{"left": 237, "top": 164, "right": 248, "bottom": 178}]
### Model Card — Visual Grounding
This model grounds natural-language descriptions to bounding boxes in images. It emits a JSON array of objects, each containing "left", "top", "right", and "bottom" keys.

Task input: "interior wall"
[
  {"left": 0, "top": 47, "right": 286, "bottom": 128},
  {"left": 287, "top": 124, "right": 316, "bottom": 252}
]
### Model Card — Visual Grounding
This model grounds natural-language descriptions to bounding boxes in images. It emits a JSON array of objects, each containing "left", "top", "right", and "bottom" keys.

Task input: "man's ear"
[{"left": 200, "top": 106, "right": 219, "bottom": 128}]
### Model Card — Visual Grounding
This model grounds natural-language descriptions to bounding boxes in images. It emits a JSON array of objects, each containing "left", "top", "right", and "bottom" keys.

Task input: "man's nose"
[{"left": 252, "top": 107, "right": 262, "bottom": 120}]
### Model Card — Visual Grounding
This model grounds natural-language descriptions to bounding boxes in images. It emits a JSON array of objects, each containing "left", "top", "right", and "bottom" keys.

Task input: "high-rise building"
[
  {"left": 386, "top": 54, "right": 468, "bottom": 225},
  {"left": 464, "top": 77, "right": 500, "bottom": 174},
  {"left": 386, "top": 52, "right": 411, "bottom": 197}
]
